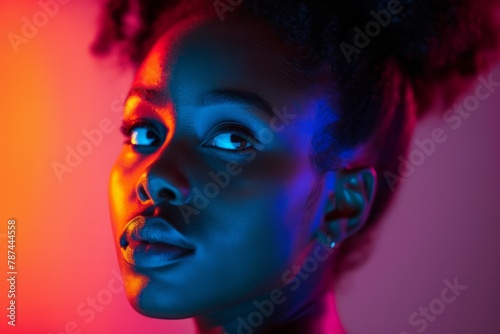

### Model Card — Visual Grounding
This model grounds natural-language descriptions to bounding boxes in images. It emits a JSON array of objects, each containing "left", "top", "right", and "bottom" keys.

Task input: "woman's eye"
[
  {"left": 127, "top": 126, "right": 161, "bottom": 147},
  {"left": 206, "top": 133, "right": 253, "bottom": 151}
]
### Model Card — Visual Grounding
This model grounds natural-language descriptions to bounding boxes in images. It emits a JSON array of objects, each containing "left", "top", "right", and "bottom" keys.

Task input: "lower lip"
[{"left": 121, "top": 241, "right": 193, "bottom": 269}]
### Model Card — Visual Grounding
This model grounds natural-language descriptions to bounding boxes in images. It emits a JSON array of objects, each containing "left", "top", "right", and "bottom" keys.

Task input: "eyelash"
[
  {"left": 203, "top": 123, "right": 260, "bottom": 152},
  {"left": 120, "top": 119, "right": 261, "bottom": 152},
  {"left": 120, "top": 119, "right": 160, "bottom": 145}
]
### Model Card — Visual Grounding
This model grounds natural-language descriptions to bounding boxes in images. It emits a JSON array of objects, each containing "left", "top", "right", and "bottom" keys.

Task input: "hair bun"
[
  {"left": 357, "top": 0, "right": 500, "bottom": 115},
  {"left": 93, "top": 0, "right": 500, "bottom": 117}
]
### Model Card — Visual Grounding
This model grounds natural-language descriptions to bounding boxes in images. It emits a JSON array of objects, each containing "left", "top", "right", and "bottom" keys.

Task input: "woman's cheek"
[{"left": 108, "top": 166, "right": 136, "bottom": 232}]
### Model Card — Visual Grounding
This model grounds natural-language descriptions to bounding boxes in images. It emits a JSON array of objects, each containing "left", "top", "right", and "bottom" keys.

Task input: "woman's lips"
[{"left": 120, "top": 216, "right": 194, "bottom": 268}]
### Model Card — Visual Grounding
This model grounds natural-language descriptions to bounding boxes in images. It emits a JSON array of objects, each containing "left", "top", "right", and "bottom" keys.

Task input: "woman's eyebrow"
[
  {"left": 126, "top": 86, "right": 160, "bottom": 103},
  {"left": 201, "top": 88, "right": 275, "bottom": 117},
  {"left": 125, "top": 86, "right": 276, "bottom": 119}
]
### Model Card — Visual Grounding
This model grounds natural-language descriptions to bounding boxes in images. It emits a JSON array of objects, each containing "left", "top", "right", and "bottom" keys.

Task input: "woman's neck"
[
  {"left": 194, "top": 252, "right": 345, "bottom": 334},
  {"left": 260, "top": 287, "right": 345, "bottom": 334},
  {"left": 194, "top": 287, "right": 344, "bottom": 334}
]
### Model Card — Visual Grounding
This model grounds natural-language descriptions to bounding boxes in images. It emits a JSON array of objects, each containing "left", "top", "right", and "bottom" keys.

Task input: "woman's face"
[{"left": 109, "top": 15, "right": 330, "bottom": 318}]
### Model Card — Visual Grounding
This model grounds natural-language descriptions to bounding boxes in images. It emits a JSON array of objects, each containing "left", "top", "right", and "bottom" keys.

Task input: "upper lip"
[{"left": 120, "top": 215, "right": 193, "bottom": 250}]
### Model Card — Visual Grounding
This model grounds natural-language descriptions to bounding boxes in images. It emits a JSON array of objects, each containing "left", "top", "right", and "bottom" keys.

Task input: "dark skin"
[{"left": 109, "top": 14, "right": 377, "bottom": 334}]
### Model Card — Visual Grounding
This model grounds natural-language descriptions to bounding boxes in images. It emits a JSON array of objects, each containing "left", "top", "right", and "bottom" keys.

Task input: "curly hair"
[{"left": 92, "top": 0, "right": 500, "bottom": 277}]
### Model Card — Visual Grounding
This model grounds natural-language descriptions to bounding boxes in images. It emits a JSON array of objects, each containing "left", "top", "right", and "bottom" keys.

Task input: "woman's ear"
[{"left": 316, "top": 167, "right": 377, "bottom": 247}]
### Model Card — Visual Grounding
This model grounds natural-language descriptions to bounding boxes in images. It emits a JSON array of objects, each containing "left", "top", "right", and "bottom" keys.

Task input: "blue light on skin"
[{"left": 109, "top": 13, "right": 376, "bottom": 334}]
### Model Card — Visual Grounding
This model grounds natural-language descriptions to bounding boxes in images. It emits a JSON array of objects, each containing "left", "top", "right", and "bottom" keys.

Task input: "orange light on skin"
[
  {"left": 122, "top": 270, "right": 151, "bottom": 304},
  {"left": 121, "top": 15, "right": 213, "bottom": 157},
  {"left": 135, "top": 46, "right": 166, "bottom": 88},
  {"left": 124, "top": 95, "right": 142, "bottom": 114},
  {"left": 108, "top": 167, "right": 134, "bottom": 243},
  {"left": 123, "top": 93, "right": 177, "bottom": 155}
]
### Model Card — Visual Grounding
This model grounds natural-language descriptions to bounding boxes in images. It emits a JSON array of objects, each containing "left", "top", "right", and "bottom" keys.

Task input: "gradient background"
[{"left": 1, "top": 1, "right": 499, "bottom": 333}]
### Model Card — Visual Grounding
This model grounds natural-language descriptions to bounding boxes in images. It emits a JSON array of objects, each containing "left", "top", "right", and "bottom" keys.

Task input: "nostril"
[
  {"left": 137, "top": 185, "right": 149, "bottom": 202},
  {"left": 159, "top": 188, "right": 176, "bottom": 201}
]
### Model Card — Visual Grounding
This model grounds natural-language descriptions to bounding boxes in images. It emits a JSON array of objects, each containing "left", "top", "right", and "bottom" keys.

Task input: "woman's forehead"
[{"left": 132, "top": 16, "right": 316, "bottom": 116}]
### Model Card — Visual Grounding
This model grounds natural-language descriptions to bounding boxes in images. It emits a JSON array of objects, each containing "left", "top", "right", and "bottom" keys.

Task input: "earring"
[{"left": 316, "top": 230, "right": 336, "bottom": 249}]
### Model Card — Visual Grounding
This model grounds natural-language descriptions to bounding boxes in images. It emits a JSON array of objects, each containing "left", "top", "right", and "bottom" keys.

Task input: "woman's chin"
[
  {"left": 125, "top": 288, "right": 216, "bottom": 320},
  {"left": 128, "top": 296, "right": 195, "bottom": 319}
]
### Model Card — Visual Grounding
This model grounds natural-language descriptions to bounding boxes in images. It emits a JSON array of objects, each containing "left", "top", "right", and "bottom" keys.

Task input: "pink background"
[{"left": 1, "top": 1, "right": 499, "bottom": 333}]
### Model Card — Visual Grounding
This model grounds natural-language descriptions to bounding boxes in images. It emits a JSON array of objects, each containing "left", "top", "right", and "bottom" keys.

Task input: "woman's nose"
[{"left": 135, "top": 168, "right": 189, "bottom": 206}]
